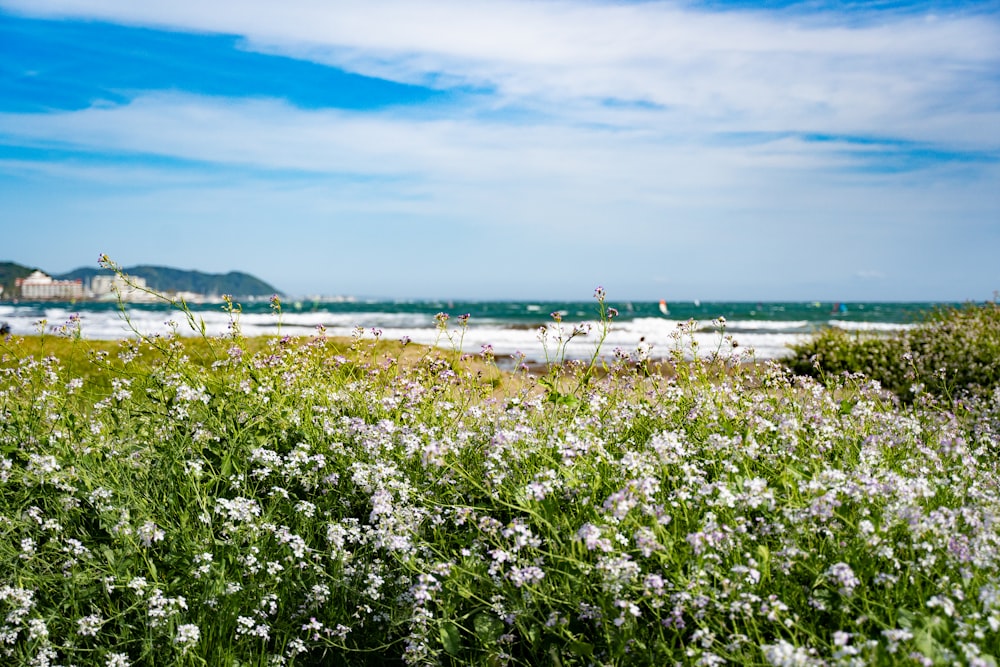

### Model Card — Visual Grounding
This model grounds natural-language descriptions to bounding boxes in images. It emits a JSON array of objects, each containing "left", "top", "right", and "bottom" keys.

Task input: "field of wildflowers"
[{"left": 1, "top": 276, "right": 999, "bottom": 666}]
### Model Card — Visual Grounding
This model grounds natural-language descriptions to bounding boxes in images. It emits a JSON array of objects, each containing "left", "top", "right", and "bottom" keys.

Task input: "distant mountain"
[
  {"left": 0, "top": 261, "right": 38, "bottom": 299},
  {"left": 55, "top": 265, "right": 282, "bottom": 298}
]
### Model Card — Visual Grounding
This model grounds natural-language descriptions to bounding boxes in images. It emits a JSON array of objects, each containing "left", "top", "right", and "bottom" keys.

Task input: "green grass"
[{"left": 1, "top": 288, "right": 999, "bottom": 666}]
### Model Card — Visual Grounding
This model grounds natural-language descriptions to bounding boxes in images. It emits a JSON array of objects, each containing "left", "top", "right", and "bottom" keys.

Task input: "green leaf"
[
  {"left": 101, "top": 547, "right": 116, "bottom": 566},
  {"left": 473, "top": 613, "right": 504, "bottom": 644},
  {"left": 756, "top": 544, "right": 771, "bottom": 582},
  {"left": 440, "top": 621, "right": 462, "bottom": 656},
  {"left": 567, "top": 640, "right": 594, "bottom": 657}
]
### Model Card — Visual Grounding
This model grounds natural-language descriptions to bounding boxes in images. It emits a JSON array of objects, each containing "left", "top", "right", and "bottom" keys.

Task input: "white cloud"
[
  {"left": 855, "top": 270, "right": 886, "bottom": 280},
  {"left": 3, "top": 0, "right": 998, "bottom": 147},
  {"left": 2, "top": 92, "right": 995, "bottom": 242},
  {"left": 0, "top": 91, "right": 948, "bottom": 208}
]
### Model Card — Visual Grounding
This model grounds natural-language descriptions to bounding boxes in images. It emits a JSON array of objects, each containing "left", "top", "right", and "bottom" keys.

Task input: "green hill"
[
  {"left": 0, "top": 261, "right": 38, "bottom": 299},
  {"left": 56, "top": 265, "right": 282, "bottom": 298}
]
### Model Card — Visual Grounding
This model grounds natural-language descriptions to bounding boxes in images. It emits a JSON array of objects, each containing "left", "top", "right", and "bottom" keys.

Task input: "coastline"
[{"left": 0, "top": 299, "right": 933, "bottom": 364}]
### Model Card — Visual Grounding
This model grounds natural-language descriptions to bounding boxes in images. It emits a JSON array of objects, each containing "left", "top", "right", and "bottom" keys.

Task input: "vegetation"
[
  {"left": 56, "top": 265, "right": 282, "bottom": 298},
  {"left": 1, "top": 275, "right": 999, "bottom": 665},
  {"left": 784, "top": 301, "right": 1000, "bottom": 403},
  {"left": 0, "top": 261, "right": 37, "bottom": 299}
]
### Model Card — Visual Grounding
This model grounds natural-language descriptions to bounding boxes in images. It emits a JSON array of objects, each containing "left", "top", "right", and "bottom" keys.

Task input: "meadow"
[{"left": 1, "top": 277, "right": 999, "bottom": 666}]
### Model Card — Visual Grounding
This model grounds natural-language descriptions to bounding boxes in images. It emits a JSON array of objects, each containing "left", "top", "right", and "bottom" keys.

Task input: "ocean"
[{"left": 0, "top": 299, "right": 950, "bottom": 364}]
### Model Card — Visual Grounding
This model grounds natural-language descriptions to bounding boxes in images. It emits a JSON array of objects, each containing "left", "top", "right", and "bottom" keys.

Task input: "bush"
[{"left": 784, "top": 301, "right": 1000, "bottom": 402}]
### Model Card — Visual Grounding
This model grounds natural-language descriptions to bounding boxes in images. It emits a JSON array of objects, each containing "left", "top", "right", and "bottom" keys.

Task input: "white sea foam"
[
  {"left": 0, "top": 305, "right": 916, "bottom": 362},
  {"left": 828, "top": 320, "right": 917, "bottom": 332},
  {"left": 720, "top": 320, "right": 812, "bottom": 332}
]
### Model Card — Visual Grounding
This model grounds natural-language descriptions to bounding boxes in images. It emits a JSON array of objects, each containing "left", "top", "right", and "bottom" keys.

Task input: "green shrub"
[{"left": 785, "top": 301, "right": 1000, "bottom": 402}]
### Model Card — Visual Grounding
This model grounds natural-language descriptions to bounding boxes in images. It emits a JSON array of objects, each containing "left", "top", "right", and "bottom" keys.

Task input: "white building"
[
  {"left": 16, "top": 271, "right": 85, "bottom": 300},
  {"left": 90, "top": 274, "right": 157, "bottom": 302}
]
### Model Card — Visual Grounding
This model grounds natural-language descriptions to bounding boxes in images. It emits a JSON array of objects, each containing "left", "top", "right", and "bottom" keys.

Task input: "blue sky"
[{"left": 1, "top": 0, "right": 998, "bottom": 300}]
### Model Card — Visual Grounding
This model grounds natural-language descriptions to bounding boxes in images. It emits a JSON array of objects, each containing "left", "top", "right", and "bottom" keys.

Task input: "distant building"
[
  {"left": 90, "top": 274, "right": 157, "bottom": 302},
  {"left": 16, "top": 271, "right": 85, "bottom": 300}
]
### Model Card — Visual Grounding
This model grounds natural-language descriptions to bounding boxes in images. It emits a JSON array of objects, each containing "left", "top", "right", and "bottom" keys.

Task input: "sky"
[{"left": 1, "top": 0, "right": 998, "bottom": 301}]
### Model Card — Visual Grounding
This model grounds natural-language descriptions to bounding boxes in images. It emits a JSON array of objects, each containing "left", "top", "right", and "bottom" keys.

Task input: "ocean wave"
[
  {"left": 624, "top": 317, "right": 812, "bottom": 334},
  {"left": 828, "top": 320, "right": 916, "bottom": 332},
  {"left": 0, "top": 302, "right": 934, "bottom": 362}
]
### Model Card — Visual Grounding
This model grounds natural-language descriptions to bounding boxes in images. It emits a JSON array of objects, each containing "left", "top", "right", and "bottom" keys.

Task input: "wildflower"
[
  {"left": 105, "top": 653, "right": 130, "bottom": 667},
  {"left": 927, "top": 595, "right": 956, "bottom": 618},
  {"left": 88, "top": 487, "right": 115, "bottom": 512},
  {"left": 147, "top": 588, "right": 188, "bottom": 628},
  {"left": 236, "top": 615, "right": 270, "bottom": 639},
  {"left": 508, "top": 566, "right": 545, "bottom": 587},
  {"left": 302, "top": 617, "right": 324, "bottom": 640},
  {"left": 127, "top": 577, "right": 148, "bottom": 593},
  {"left": 20, "top": 537, "right": 36, "bottom": 559},
  {"left": 174, "top": 624, "right": 200, "bottom": 652},
  {"left": 634, "top": 526, "right": 663, "bottom": 557},
  {"left": 26, "top": 454, "right": 60, "bottom": 483},
  {"left": 613, "top": 600, "right": 641, "bottom": 627},
  {"left": 286, "top": 638, "right": 307, "bottom": 658},
  {"left": 27, "top": 618, "right": 48, "bottom": 640},
  {"left": 762, "top": 640, "right": 821, "bottom": 666},
  {"left": 184, "top": 459, "right": 205, "bottom": 478},
  {"left": 77, "top": 613, "right": 103, "bottom": 637},
  {"left": 603, "top": 488, "right": 638, "bottom": 519},
  {"left": 192, "top": 552, "right": 213, "bottom": 579},
  {"left": 294, "top": 500, "right": 317, "bottom": 518},
  {"left": 31, "top": 646, "right": 58, "bottom": 667},
  {"left": 137, "top": 521, "right": 165, "bottom": 547},
  {"left": 881, "top": 628, "right": 914, "bottom": 653},
  {"left": 215, "top": 497, "right": 262, "bottom": 523},
  {"left": 597, "top": 554, "right": 641, "bottom": 593},
  {"left": 826, "top": 562, "right": 860, "bottom": 597}
]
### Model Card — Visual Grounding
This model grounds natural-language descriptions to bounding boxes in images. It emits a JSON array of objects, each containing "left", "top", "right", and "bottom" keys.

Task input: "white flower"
[
  {"left": 77, "top": 613, "right": 103, "bottom": 637},
  {"left": 174, "top": 624, "right": 200, "bottom": 652},
  {"left": 105, "top": 653, "right": 131, "bottom": 667},
  {"left": 508, "top": 566, "right": 545, "bottom": 588},
  {"left": 762, "top": 640, "right": 821, "bottom": 666},
  {"left": 27, "top": 618, "right": 48, "bottom": 640},
  {"left": 576, "top": 523, "right": 612, "bottom": 552},
  {"left": 127, "top": 577, "right": 148, "bottom": 593},
  {"left": 137, "top": 521, "right": 165, "bottom": 548},
  {"left": 215, "top": 497, "right": 261, "bottom": 523},
  {"left": 826, "top": 562, "right": 860, "bottom": 597}
]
